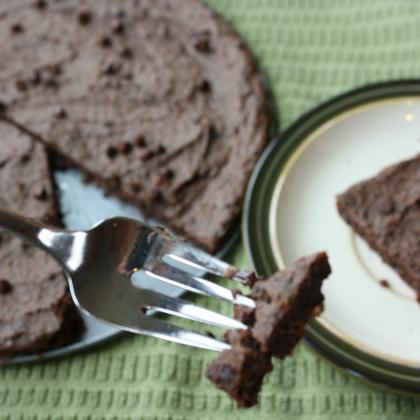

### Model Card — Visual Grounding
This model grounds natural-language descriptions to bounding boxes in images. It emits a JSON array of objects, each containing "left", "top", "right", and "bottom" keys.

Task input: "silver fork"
[{"left": 0, "top": 209, "right": 256, "bottom": 352}]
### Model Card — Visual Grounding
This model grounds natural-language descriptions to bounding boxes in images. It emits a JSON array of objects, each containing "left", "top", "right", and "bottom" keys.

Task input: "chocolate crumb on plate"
[{"left": 379, "top": 279, "right": 390, "bottom": 288}]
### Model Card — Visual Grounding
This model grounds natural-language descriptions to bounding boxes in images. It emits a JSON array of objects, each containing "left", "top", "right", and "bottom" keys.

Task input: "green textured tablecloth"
[{"left": 2, "top": 0, "right": 420, "bottom": 418}]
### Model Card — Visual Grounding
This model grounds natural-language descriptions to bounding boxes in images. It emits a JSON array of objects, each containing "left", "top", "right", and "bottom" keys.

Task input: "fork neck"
[{"left": 0, "top": 208, "right": 84, "bottom": 274}]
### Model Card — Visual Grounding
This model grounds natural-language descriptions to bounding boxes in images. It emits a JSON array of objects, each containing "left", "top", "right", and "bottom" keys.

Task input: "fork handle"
[{"left": 0, "top": 208, "right": 74, "bottom": 270}]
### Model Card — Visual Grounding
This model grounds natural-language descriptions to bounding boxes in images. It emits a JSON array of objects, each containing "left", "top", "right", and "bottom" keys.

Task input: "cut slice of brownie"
[
  {"left": 247, "top": 252, "right": 331, "bottom": 357},
  {"left": 0, "top": 123, "right": 82, "bottom": 356},
  {"left": 0, "top": 0, "right": 269, "bottom": 253},
  {"left": 337, "top": 155, "right": 420, "bottom": 293},
  {"left": 206, "top": 330, "right": 273, "bottom": 408},
  {"left": 207, "top": 252, "right": 331, "bottom": 407}
]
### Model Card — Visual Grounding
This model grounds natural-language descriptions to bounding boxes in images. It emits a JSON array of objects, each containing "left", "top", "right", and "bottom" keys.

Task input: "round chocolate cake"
[
  {"left": 0, "top": 0, "right": 270, "bottom": 355},
  {"left": 0, "top": 0, "right": 269, "bottom": 252}
]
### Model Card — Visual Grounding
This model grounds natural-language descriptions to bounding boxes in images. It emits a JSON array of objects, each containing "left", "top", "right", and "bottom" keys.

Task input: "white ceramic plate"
[
  {"left": 243, "top": 81, "right": 420, "bottom": 393},
  {"left": 269, "top": 98, "right": 420, "bottom": 367}
]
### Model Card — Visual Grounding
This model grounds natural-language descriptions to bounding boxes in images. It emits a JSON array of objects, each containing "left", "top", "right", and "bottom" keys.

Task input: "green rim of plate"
[{"left": 242, "top": 80, "right": 420, "bottom": 395}]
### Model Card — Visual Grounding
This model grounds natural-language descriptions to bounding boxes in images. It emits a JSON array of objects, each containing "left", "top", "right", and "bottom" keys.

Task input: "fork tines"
[{"left": 130, "top": 234, "right": 256, "bottom": 351}]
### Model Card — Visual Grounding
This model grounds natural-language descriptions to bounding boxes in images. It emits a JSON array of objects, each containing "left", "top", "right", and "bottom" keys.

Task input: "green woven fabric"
[{"left": 2, "top": 0, "right": 420, "bottom": 418}]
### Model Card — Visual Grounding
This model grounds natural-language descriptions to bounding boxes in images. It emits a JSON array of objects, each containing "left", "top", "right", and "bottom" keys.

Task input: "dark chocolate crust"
[
  {"left": 0, "top": 0, "right": 269, "bottom": 252},
  {"left": 0, "top": 124, "right": 82, "bottom": 356},
  {"left": 337, "top": 155, "right": 420, "bottom": 292}
]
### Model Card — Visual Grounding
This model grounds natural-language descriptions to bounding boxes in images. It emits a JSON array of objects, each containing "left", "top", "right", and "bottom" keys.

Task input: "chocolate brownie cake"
[
  {"left": 206, "top": 330, "right": 273, "bottom": 408},
  {"left": 207, "top": 252, "right": 331, "bottom": 407},
  {"left": 0, "top": 0, "right": 269, "bottom": 252},
  {"left": 245, "top": 252, "right": 330, "bottom": 357},
  {"left": 337, "top": 155, "right": 420, "bottom": 293},
  {"left": 0, "top": 124, "right": 81, "bottom": 355}
]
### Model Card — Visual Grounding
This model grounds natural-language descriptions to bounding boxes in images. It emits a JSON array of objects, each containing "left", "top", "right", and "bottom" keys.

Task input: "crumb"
[
  {"left": 224, "top": 267, "right": 238, "bottom": 278},
  {"left": 243, "top": 271, "right": 259, "bottom": 287},
  {"left": 379, "top": 279, "right": 390, "bottom": 288}
]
